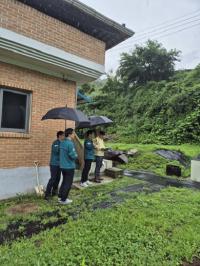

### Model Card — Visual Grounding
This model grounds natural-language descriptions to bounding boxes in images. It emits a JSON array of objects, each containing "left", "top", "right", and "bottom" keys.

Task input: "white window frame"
[{"left": 0, "top": 87, "right": 31, "bottom": 133}]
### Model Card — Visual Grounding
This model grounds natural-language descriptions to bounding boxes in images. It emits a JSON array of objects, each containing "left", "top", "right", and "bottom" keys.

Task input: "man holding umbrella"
[
  {"left": 42, "top": 106, "right": 89, "bottom": 202},
  {"left": 58, "top": 128, "right": 78, "bottom": 204}
]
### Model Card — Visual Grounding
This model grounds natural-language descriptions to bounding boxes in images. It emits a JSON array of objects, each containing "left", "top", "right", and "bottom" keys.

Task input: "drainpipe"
[{"left": 75, "top": 86, "right": 78, "bottom": 108}]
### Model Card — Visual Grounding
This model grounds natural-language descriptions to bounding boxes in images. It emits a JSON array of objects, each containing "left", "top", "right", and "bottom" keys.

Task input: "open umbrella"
[
  {"left": 76, "top": 115, "right": 113, "bottom": 129},
  {"left": 42, "top": 107, "right": 89, "bottom": 170},
  {"left": 42, "top": 107, "right": 89, "bottom": 126},
  {"left": 90, "top": 116, "right": 113, "bottom": 127}
]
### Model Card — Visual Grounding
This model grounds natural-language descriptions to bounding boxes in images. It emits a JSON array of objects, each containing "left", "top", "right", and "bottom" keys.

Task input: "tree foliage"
[{"left": 118, "top": 40, "right": 180, "bottom": 85}]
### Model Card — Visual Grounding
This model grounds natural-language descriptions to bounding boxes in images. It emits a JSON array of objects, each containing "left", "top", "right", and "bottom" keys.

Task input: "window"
[{"left": 0, "top": 88, "right": 31, "bottom": 133}]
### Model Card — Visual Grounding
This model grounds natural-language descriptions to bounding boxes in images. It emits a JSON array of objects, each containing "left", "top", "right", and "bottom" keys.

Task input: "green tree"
[{"left": 118, "top": 40, "right": 180, "bottom": 85}]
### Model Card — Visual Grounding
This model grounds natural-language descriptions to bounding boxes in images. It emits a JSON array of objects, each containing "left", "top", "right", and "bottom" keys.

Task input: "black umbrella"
[
  {"left": 76, "top": 115, "right": 113, "bottom": 129},
  {"left": 90, "top": 116, "right": 113, "bottom": 127},
  {"left": 42, "top": 107, "right": 89, "bottom": 126}
]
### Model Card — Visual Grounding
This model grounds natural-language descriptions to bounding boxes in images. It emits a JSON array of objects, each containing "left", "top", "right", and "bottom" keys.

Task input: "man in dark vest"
[
  {"left": 58, "top": 128, "right": 78, "bottom": 205},
  {"left": 45, "top": 131, "right": 65, "bottom": 200},
  {"left": 80, "top": 130, "right": 94, "bottom": 187}
]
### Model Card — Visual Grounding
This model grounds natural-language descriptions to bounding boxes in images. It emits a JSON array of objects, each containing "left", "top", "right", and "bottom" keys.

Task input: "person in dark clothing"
[
  {"left": 45, "top": 131, "right": 65, "bottom": 200},
  {"left": 58, "top": 128, "right": 78, "bottom": 205},
  {"left": 80, "top": 130, "right": 94, "bottom": 187}
]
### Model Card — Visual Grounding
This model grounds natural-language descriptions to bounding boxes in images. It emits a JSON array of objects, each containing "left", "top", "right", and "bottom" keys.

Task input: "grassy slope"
[
  {"left": 1, "top": 187, "right": 200, "bottom": 265},
  {"left": 81, "top": 66, "right": 200, "bottom": 145},
  {"left": 109, "top": 143, "right": 200, "bottom": 178}
]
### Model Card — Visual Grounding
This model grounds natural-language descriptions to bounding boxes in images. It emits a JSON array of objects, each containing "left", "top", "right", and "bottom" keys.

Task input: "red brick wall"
[
  {"left": 0, "top": 62, "right": 76, "bottom": 169},
  {"left": 0, "top": 0, "right": 105, "bottom": 65}
]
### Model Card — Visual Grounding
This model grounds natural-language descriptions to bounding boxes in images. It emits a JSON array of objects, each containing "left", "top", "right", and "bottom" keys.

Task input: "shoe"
[
  {"left": 66, "top": 199, "right": 73, "bottom": 204},
  {"left": 86, "top": 180, "right": 93, "bottom": 185},
  {"left": 58, "top": 199, "right": 73, "bottom": 205},
  {"left": 99, "top": 178, "right": 104, "bottom": 181},
  {"left": 80, "top": 182, "right": 89, "bottom": 188}
]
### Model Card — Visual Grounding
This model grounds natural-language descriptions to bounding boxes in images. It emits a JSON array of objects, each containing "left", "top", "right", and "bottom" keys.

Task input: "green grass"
[
  {"left": 1, "top": 187, "right": 200, "bottom": 265},
  {"left": 109, "top": 143, "right": 200, "bottom": 157},
  {"left": 0, "top": 143, "right": 200, "bottom": 265},
  {"left": 0, "top": 177, "right": 142, "bottom": 231},
  {"left": 108, "top": 143, "right": 200, "bottom": 178}
]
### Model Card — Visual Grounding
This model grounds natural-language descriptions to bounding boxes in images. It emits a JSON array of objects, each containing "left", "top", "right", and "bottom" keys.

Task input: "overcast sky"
[{"left": 80, "top": 0, "right": 200, "bottom": 73}]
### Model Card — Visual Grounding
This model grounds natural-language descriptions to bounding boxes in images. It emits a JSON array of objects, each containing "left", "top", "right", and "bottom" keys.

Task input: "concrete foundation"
[
  {"left": 0, "top": 160, "right": 113, "bottom": 199},
  {"left": 0, "top": 166, "right": 50, "bottom": 200},
  {"left": 191, "top": 160, "right": 200, "bottom": 182}
]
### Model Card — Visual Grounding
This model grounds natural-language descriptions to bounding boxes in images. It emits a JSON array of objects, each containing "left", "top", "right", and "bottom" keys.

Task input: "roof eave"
[
  {"left": 17, "top": 0, "right": 134, "bottom": 49},
  {"left": 67, "top": 0, "right": 134, "bottom": 37}
]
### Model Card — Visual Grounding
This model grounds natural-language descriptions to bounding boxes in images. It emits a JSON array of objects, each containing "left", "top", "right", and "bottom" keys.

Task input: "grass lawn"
[
  {"left": 109, "top": 143, "right": 200, "bottom": 178},
  {"left": 0, "top": 143, "right": 200, "bottom": 265},
  {"left": 0, "top": 177, "right": 141, "bottom": 231},
  {"left": 0, "top": 183, "right": 200, "bottom": 265}
]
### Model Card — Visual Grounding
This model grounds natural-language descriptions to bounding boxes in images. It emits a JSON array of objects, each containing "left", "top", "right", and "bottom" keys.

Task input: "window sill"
[{"left": 0, "top": 132, "right": 32, "bottom": 139}]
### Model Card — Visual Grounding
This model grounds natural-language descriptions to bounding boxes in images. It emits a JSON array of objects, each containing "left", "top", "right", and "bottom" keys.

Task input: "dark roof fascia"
[{"left": 17, "top": 0, "right": 134, "bottom": 49}]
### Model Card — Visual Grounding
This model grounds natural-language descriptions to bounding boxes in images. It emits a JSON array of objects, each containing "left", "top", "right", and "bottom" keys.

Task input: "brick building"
[{"left": 0, "top": 0, "right": 133, "bottom": 199}]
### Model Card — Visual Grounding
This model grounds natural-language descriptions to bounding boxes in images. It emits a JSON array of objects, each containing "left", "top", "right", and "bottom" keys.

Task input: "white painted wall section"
[{"left": 0, "top": 159, "right": 113, "bottom": 200}]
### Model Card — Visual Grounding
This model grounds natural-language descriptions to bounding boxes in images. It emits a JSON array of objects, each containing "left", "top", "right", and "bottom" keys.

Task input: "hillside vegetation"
[{"left": 80, "top": 41, "right": 200, "bottom": 145}]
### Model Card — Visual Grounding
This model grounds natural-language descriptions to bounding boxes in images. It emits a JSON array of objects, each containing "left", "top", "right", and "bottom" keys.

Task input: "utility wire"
[
  {"left": 134, "top": 17, "right": 200, "bottom": 42},
  {"left": 135, "top": 13, "right": 200, "bottom": 39},
  {"left": 108, "top": 21, "right": 200, "bottom": 53},
  {"left": 114, "top": 10, "right": 200, "bottom": 49},
  {"left": 137, "top": 8, "right": 200, "bottom": 33}
]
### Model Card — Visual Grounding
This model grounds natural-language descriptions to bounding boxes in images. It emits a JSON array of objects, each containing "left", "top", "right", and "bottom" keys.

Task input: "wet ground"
[{"left": 124, "top": 170, "right": 200, "bottom": 190}]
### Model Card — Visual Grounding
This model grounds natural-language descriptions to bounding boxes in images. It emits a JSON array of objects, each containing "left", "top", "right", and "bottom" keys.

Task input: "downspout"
[
  {"left": 75, "top": 85, "right": 78, "bottom": 108},
  {"left": 74, "top": 84, "right": 84, "bottom": 172}
]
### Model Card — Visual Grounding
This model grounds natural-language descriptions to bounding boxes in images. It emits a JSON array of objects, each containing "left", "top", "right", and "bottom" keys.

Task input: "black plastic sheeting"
[
  {"left": 104, "top": 150, "right": 129, "bottom": 164},
  {"left": 155, "top": 149, "right": 189, "bottom": 166}
]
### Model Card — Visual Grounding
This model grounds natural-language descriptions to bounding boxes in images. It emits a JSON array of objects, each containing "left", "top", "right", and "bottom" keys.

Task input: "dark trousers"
[
  {"left": 95, "top": 156, "right": 104, "bottom": 179},
  {"left": 45, "top": 165, "right": 61, "bottom": 197},
  {"left": 81, "top": 159, "right": 93, "bottom": 183},
  {"left": 59, "top": 169, "right": 75, "bottom": 201}
]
